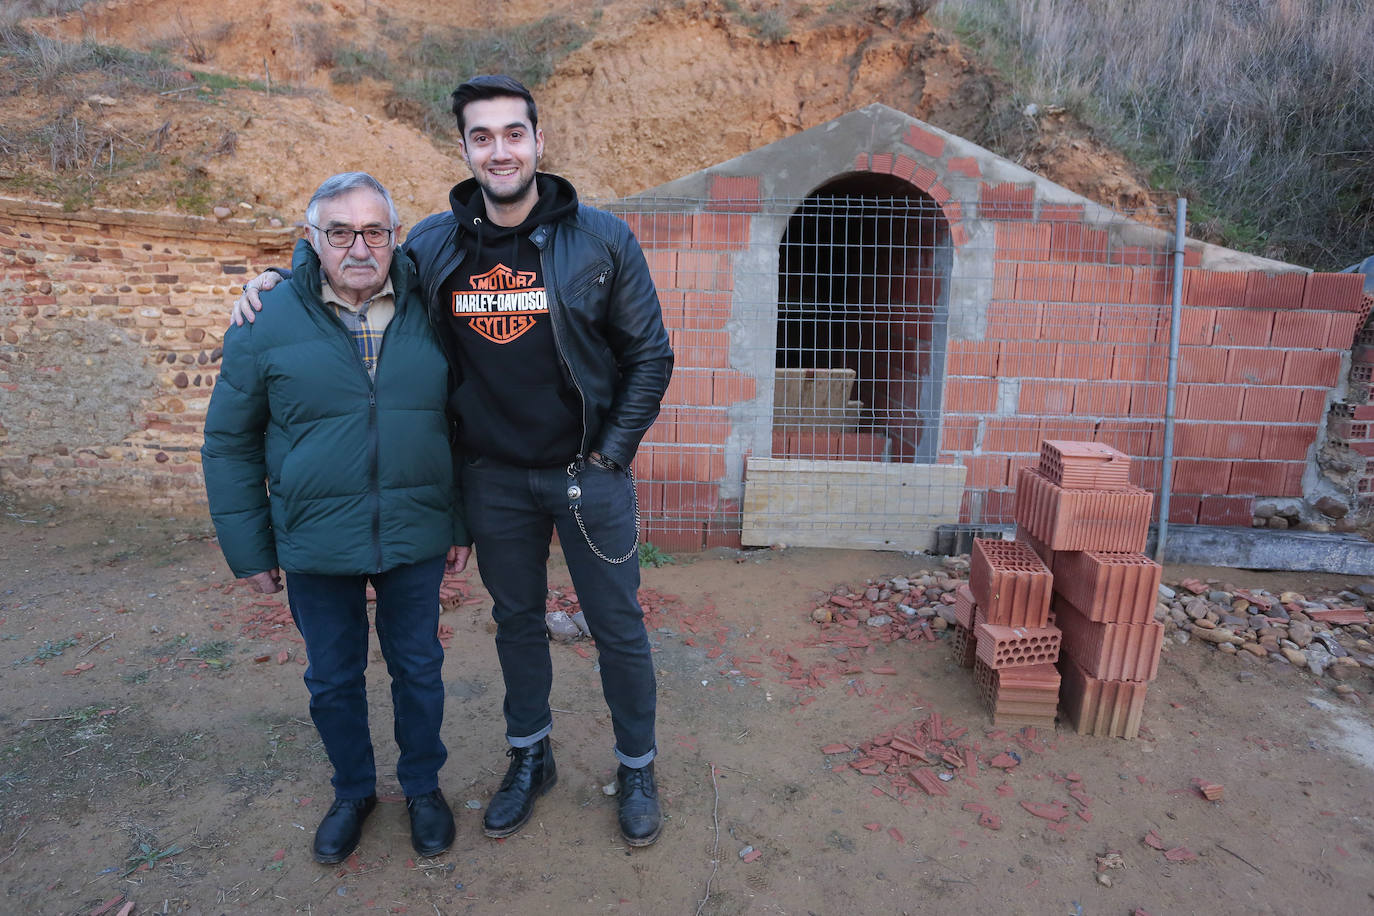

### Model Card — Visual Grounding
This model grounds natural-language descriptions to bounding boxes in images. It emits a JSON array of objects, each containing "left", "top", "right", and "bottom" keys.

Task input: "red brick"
[
  {"left": 1281, "top": 350, "right": 1341, "bottom": 387},
  {"left": 1073, "top": 382, "right": 1132, "bottom": 417},
  {"left": 1245, "top": 271, "right": 1306, "bottom": 310},
  {"left": 706, "top": 175, "right": 761, "bottom": 212},
  {"left": 1130, "top": 267, "right": 1172, "bottom": 305},
  {"left": 984, "top": 417, "right": 1043, "bottom": 453},
  {"left": 1051, "top": 551, "right": 1161, "bottom": 624},
  {"left": 1013, "top": 467, "right": 1151, "bottom": 552},
  {"left": 1054, "top": 342, "right": 1114, "bottom": 380},
  {"left": 1039, "top": 418, "right": 1097, "bottom": 441},
  {"left": 1207, "top": 424, "right": 1268, "bottom": 459},
  {"left": 869, "top": 152, "right": 895, "bottom": 173},
  {"left": 1212, "top": 308, "right": 1273, "bottom": 346},
  {"left": 1099, "top": 304, "right": 1165, "bottom": 343},
  {"left": 1241, "top": 387, "right": 1302, "bottom": 423},
  {"left": 1328, "top": 312, "right": 1364, "bottom": 349},
  {"left": 1018, "top": 380, "right": 1075, "bottom": 414},
  {"left": 1095, "top": 419, "right": 1162, "bottom": 456},
  {"left": 665, "top": 370, "right": 714, "bottom": 406},
  {"left": 903, "top": 124, "right": 947, "bottom": 159},
  {"left": 1044, "top": 302, "right": 1102, "bottom": 341},
  {"left": 1270, "top": 311, "right": 1332, "bottom": 349},
  {"left": 976, "top": 622, "right": 1063, "bottom": 669},
  {"left": 679, "top": 291, "right": 732, "bottom": 329},
  {"left": 928, "top": 183, "right": 952, "bottom": 205},
  {"left": 1040, "top": 203, "right": 1085, "bottom": 222},
  {"left": 1128, "top": 383, "right": 1167, "bottom": 418},
  {"left": 1185, "top": 270, "right": 1247, "bottom": 309},
  {"left": 963, "top": 455, "right": 1010, "bottom": 488},
  {"left": 1179, "top": 384, "right": 1245, "bottom": 421},
  {"left": 945, "top": 378, "right": 998, "bottom": 412},
  {"left": 1016, "top": 262, "right": 1076, "bottom": 302},
  {"left": 980, "top": 183, "right": 1035, "bottom": 219},
  {"left": 1057, "top": 657, "right": 1148, "bottom": 739},
  {"left": 640, "top": 521, "right": 704, "bottom": 553},
  {"left": 1259, "top": 426, "right": 1317, "bottom": 461},
  {"left": 1297, "top": 388, "right": 1329, "bottom": 423},
  {"left": 669, "top": 328, "right": 729, "bottom": 368},
  {"left": 1178, "top": 307, "right": 1215, "bottom": 345},
  {"left": 1170, "top": 422, "right": 1209, "bottom": 458},
  {"left": 1039, "top": 440, "right": 1132, "bottom": 489},
  {"left": 995, "top": 222, "right": 1052, "bottom": 261},
  {"left": 624, "top": 212, "right": 692, "bottom": 248},
  {"left": 1302, "top": 272, "right": 1365, "bottom": 312},
  {"left": 1178, "top": 346, "right": 1228, "bottom": 382},
  {"left": 954, "top": 584, "right": 977, "bottom": 629},
  {"left": 1050, "top": 223, "right": 1109, "bottom": 262},
  {"left": 986, "top": 301, "right": 1043, "bottom": 336},
  {"left": 969, "top": 538, "right": 1053, "bottom": 628},
  {"left": 1197, "top": 495, "right": 1253, "bottom": 526},
  {"left": 1055, "top": 595, "right": 1163, "bottom": 681},
  {"left": 1112, "top": 345, "right": 1166, "bottom": 382},
  {"left": 913, "top": 164, "right": 941, "bottom": 191},
  {"left": 1228, "top": 461, "right": 1289, "bottom": 496},
  {"left": 1167, "top": 494, "right": 1201, "bottom": 524},
  {"left": 691, "top": 212, "right": 751, "bottom": 250},
  {"left": 998, "top": 340, "right": 1058, "bottom": 377},
  {"left": 950, "top": 622, "right": 978, "bottom": 668},
  {"left": 1171, "top": 459, "right": 1231, "bottom": 495},
  {"left": 1116, "top": 245, "right": 1167, "bottom": 267},
  {"left": 711, "top": 370, "right": 755, "bottom": 405},
  {"left": 1225, "top": 348, "right": 1284, "bottom": 385},
  {"left": 674, "top": 251, "right": 733, "bottom": 290},
  {"left": 890, "top": 154, "right": 918, "bottom": 180},
  {"left": 939, "top": 416, "right": 978, "bottom": 451},
  {"left": 652, "top": 446, "right": 726, "bottom": 483},
  {"left": 974, "top": 658, "right": 1061, "bottom": 727},
  {"left": 946, "top": 156, "right": 981, "bottom": 178}
]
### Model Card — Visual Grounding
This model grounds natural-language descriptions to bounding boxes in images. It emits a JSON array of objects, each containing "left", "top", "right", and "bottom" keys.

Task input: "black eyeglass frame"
[{"left": 310, "top": 225, "right": 395, "bottom": 249}]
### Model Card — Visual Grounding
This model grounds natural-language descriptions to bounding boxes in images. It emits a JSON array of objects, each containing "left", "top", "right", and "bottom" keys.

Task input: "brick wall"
[{"left": 0, "top": 197, "right": 294, "bottom": 509}]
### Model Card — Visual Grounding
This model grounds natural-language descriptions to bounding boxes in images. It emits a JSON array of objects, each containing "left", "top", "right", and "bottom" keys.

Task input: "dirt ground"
[{"left": 2, "top": 503, "right": 1373, "bottom": 915}]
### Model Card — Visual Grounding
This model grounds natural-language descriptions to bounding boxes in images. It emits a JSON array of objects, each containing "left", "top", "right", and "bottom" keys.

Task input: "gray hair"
[{"left": 304, "top": 172, "right": 400, "bottom": 247}]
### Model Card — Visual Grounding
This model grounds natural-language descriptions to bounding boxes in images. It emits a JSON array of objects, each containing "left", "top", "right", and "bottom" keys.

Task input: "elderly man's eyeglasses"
[{"left": 312, "top": 225, "right": 393, "bottom": 248}]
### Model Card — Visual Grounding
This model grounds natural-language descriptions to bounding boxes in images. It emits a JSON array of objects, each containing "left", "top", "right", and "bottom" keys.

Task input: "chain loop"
[{"left": 569, "top": 463, "right": 640, "bottom": 564}]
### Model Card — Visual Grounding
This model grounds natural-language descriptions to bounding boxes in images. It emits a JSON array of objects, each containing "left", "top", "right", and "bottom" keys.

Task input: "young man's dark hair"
[{"left": 450, "top": 74, "right": 538, "bottom": 135}]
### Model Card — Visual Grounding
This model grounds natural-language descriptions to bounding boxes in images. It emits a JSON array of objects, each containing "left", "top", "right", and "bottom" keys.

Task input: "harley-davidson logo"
[{"left": 468, "top": 313, "right": 538, "bottom": 343}]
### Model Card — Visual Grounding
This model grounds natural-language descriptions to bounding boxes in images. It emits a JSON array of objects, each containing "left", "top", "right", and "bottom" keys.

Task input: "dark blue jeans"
[
  {"left": 285, "top": 555, "right": 448, "bottom": 800},
  {"left": 461, "top": 457, "right": 657, "bottom": 766}
]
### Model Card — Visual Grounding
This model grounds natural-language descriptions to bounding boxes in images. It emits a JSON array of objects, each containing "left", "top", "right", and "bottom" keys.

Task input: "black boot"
[
  {"left": 312, "top": 795, "right": 377, "bottom": 864},
  {"left": 407, "top": 788, "right": 455, "bottom": 857},
  {"left": 482, "top": 737, "right": 557, "bottom": 838},
  {"left": 616, "top": 762, "right": 662, "bottom": 847}
]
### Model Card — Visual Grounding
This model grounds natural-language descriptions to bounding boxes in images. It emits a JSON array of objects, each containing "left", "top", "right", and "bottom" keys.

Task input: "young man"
[
  {"left": 206, "top": 173, "right": 469, "bottom": 863},
  {"left": 235, "top": 77, "right": 674, "bottom": 846}
]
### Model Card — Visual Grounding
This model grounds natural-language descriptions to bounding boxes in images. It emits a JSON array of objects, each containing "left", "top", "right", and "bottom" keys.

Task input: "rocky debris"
[
  {"left": 804, "top": 568, "right": 972, "bottom": 646},
  {"left": 1156, "top": 577, "right": 1374, "bottom": 700}
]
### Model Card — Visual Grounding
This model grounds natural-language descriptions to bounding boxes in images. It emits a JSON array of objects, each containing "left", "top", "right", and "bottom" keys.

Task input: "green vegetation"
[
  {"left": 329, "top": 15, "right": 592, "bottom": 135},
  {"left": 639, "top": 541, "right": 676, "bottom": 568},
  {"left": 932, "top": 0, "right": 1374, "bottom": 269},
  {"left": 13, "top": 636, "right": 78, "bottom": 666}
]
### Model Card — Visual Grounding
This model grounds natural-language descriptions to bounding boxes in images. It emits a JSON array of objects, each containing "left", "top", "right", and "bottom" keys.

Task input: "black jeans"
[
  {"left": 461, "top": 456, "right": 657, "bottom": 766},
  {"left": 285, "top": 555, "right": 448, "bottom": 799}
]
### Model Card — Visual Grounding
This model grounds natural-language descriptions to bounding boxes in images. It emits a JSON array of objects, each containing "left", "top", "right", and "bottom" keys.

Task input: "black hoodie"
[{"left": 439, "top": 174, "right": 583, "bottom": 467}]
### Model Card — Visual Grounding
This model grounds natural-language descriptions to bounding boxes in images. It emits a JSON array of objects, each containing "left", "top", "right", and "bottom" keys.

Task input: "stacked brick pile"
[{"left": 952, "top": 440, "right": 1163, "bottom": 738}]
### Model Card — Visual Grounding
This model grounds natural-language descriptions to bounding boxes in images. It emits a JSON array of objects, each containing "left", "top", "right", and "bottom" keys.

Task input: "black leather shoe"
[
  {"left": 482, "top": 737, "right": 557, "bottom": 838},
  {"left": 312, "top": 795, "right": 377, "bottom": 864},
  {"left": 407, "top": 788, "right": 455, "bottom": 857},
  {"left": 617, "top": 762, "right": 662, "bottom": 847}
]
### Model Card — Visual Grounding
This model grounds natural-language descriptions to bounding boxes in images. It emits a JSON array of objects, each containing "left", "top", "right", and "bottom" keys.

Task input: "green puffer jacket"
[{"left": 202, "top": 239, "right": 465, "bottom": 577}]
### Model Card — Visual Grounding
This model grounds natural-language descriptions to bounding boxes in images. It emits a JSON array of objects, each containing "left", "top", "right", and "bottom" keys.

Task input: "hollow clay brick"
[
  {"left": 1014, "top": 527, "right": 1054, "bottom": 566},
  {"left": 950, "top": 622, "right": 978, "bottom": 669},
  {"left": 969, "top": 538, "right": 1054, "bottom": 628},
  {"left": 1051, "top": 550, "right": 1162, "bottom": 624},
  {"left": 974, "top": 658, "right": 1061, "bottom": 726},
  {"left": 1057, "top": 656, "right": 1148, "bottom": 739},
  {"left": 1039, "top": 440, "right": 1133, "bottom": 490},
  {"left": 1013, "top": 467, "right": 1151, "bottom": 552},
  {"left": 1054, "top": 595, "right": 1164, "bottom": 682},
  {"left": 975, "top": 622, "right": 1063, "bottom": 669},
  {"left": 954, "top": 584, "right": 977, "bottom": 629}
]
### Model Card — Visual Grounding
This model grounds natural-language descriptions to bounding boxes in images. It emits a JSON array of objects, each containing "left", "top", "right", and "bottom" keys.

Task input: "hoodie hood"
[{"left": 448, "top": 173, "right": 579, "bottom": 240}]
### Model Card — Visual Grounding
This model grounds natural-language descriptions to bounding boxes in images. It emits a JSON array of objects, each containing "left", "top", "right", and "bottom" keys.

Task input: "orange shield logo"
[{"left": 469, "top": 314, "right": 538, "bottom": 343}]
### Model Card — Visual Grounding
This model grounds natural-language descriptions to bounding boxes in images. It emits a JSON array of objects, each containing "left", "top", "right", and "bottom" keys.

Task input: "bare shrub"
[{"left": 933, "top": 0, "right": 1374, "bottom": 268}]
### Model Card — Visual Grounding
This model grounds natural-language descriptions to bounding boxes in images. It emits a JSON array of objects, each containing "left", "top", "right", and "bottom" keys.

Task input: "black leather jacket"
[{"left": 403, "top": 175, "right": 674, "bottom": 469}]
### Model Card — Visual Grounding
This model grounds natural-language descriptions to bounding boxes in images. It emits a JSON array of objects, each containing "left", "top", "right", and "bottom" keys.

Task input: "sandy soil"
[{"left": 1, "top": 504, "right": 1372, "bottom": 915}]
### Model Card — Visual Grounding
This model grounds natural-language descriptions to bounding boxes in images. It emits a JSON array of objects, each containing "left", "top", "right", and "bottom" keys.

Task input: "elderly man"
[
  {"left": 203, "top": 172, "right": 469, "bottom": 863},
  {"left": 234, "top": 76, "right": 674, "bottom": 847}
]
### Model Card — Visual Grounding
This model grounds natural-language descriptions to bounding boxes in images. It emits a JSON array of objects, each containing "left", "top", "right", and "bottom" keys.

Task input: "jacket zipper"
[{"left": 539, "top": 238, "right": 592, "bottom": 457}]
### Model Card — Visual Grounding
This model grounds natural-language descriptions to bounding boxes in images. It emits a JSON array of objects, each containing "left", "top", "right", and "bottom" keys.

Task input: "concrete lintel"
[{"left": 1149, "top": 524, "right": 1374, "bottom": 575}]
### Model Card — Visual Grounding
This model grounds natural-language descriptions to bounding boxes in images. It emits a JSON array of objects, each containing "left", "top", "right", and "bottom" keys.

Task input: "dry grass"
[{"left": 933, "top": 0, "right": 1374, "bottom": 269}]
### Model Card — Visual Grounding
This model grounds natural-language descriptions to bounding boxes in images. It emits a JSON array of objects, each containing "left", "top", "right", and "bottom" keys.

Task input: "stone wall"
[{"left": 0, "top": 197, "right": 294, "bottom": 510}]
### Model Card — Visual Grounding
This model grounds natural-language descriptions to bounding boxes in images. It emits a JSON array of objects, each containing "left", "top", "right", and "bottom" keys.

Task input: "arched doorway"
[{"left": 773, "top": 173, "right": 951, "bottom": 463}]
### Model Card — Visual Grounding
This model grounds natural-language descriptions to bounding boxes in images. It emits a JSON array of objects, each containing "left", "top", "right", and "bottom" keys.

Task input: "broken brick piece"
[
  {"left": 1306, "top": 608, "right": 1370, "bottom": 625},
  {"left": 1163, "top": 846, "right": 1198, "bottom": 863},
  {"left": 1142, "top": 830, "right": 1166, "bottom": 850},
  {"left": 1020, "top": 800, "right": 1070, "bottom": 822},
  {"left": 1194, "top": 780, "right": 1224, "bottom": 801},
  {"left": 820, "top": 743, "right": 851, "bottom": 755},
  {"left": 911, "top": 768, "right": 951, "bottom": 797},
  {"left": 989, "top": 752, "right": 1020, "bottom": 769}
]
